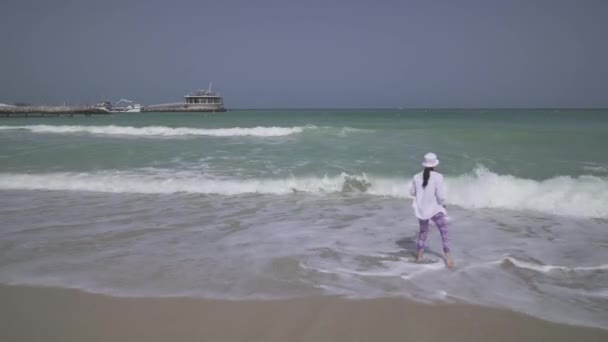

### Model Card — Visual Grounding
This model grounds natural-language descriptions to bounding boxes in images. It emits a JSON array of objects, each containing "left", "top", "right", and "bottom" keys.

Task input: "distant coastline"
[{"left": 0, "top": 83, "right": 227, "bottom": 116}]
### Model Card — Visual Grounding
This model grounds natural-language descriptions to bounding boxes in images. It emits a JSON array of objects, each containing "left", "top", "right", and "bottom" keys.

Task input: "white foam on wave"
[
  {"left": 455, "top": 257, "right": 608, "bottom": 274},
  {"left": 365, "top": 167, "right": 608, "bottom": 218},
  {"left": 446, "top": 167, "right": 608, "bottom": 218},
  {"left": 0, "top": 167, "right": 607, "bottom": 218},
  {"left": 502, "top": 257, "right": 608, "bottom": 273},
  {"left": 336, "top": 127, "right": 375, "bottom": 136},
  {"left": 0, "top": 172, "right": 352, "bottom": 195},
  {"left": 300, "top": 259, "right": 444, "bottom": 282},
  {"left": 583, "top": 165, "right": 608, "bottom": 173},
  {"left": 0, "top": 125, "right": 309, "bottom": 137}
]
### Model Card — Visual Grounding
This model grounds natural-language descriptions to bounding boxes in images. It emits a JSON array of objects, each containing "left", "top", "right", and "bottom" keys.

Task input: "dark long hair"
[{"left": 423, "top": 167, "right": 434, "bottom": 188}]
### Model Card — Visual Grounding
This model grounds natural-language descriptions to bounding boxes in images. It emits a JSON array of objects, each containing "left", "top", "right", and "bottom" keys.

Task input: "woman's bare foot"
[
  {"left": 444, "top": 253, "right": 454, "bottom": 268},
  {"left": 415, "top": 250, "right": 424, "bottom": 262}
]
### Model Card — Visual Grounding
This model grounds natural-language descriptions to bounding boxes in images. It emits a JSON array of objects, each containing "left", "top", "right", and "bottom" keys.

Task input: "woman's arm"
[
  {"left": 435, "top": 176, "right": 447, "bottom": 206},
  {"left": 409, "top": 179, "right": 416, "bottom": 197}
]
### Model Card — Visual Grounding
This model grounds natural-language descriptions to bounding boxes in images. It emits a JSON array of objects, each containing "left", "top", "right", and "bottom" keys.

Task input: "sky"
[{"left": 1, "top": 0, "right": 607, "bottom": 108}]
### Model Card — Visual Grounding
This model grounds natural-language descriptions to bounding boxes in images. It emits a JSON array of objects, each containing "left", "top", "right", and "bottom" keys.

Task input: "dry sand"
[{"left": 1, "top": 284, "right": 606, "bottom": 342}]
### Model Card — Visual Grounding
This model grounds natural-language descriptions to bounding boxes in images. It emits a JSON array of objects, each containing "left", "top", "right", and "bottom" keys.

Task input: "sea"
[{"left": 0, "top": 109, "right": 607, "bottom": 329}]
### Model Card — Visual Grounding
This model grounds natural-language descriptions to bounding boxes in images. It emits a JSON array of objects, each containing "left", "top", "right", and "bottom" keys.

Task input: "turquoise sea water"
[
  {"left": 0, "top": 109, "right": 607, "bottom": 328},
  {"left": 1, "top": 109, "right": 608, "bottom": 179}
]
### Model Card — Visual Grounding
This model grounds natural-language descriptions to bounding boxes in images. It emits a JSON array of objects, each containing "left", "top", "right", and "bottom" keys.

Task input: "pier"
[{"left": 0, "top": 106, "right": 110, "bottom": 117}]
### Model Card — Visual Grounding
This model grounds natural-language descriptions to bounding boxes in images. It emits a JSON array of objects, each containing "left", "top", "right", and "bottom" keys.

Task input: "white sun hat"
[{"left": 422, "top": 153, "right": 439, "bottom": 168}]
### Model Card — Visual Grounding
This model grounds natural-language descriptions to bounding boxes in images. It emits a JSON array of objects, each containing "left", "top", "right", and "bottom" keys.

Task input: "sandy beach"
[{"left": 1, "top": 284, "right": 606, "bottom": 342}]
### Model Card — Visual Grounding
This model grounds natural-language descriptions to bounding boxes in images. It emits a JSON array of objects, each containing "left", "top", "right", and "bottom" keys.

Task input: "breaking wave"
[
  {"left": 446, "top": 167, "right": 608, "bottom": 218},
  {"left": 0, "top": 167, "right": 606, "bottom": 218},
  {"left": 0, "top": 125, "right": 310, "bottom": 137}
]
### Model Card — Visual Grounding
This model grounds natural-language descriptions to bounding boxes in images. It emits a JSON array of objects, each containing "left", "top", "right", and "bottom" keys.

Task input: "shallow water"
[{"left": 0, "top": 109, "right": 607, "bottom": 328}]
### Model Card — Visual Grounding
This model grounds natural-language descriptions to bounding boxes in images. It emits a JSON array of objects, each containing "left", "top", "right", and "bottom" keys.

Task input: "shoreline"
[{"left": 1, "top": 284, "right": 606, "bottom": 342}]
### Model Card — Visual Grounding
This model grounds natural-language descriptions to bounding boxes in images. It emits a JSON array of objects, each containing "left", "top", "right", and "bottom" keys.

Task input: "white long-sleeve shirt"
[{"left": 409, "top": 171, "right": 447, "bottom": 220}]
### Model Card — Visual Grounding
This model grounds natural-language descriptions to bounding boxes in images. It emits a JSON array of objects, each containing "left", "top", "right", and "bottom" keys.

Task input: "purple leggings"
[{"left": 417, "top": 213, "right": 450, "bottom": 253}]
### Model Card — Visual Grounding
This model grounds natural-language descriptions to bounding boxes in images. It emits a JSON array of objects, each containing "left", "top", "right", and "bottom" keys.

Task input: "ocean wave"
[
  {"left": 0, "top": 168, "right": 606, "bottom": 218},
  {"left": 501, "top": 257, "right": 608, "bottom": 273},
  {"left": 0, "top": 125, "right": 310, "bottom": 137},
  {"left": 582, "top": 165, "right": 608, "bottom": 173},
  {"left": 446, "top": 167, "right": 608, "bottom": 218},
  {"left": 305, "top": 256, "right": 608, "bottom": 281},
  {"left": 336, "top": 127, "right": 375, "bottom": 136},
  {"left": 304, "top": 260, "right": 444, "bottom": 279},
  {"left": 0, "top": 172, "right": 355, "bottom": 196}
]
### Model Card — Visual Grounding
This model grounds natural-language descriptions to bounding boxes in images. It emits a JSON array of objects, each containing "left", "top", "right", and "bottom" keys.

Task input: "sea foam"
[
  {"left": 0, "top": 125, "right": 309, "bottom": 137},
  {"left": 0, "top": 168, "right": 606, "bottom": 218},
  {"left": 501, "top": 257, "right": 608, "bottom": 273}
]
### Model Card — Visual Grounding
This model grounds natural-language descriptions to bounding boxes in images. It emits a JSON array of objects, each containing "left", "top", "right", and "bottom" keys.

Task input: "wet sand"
[{"left": 1, "top": 284, "right": 606, "bottom": 342}]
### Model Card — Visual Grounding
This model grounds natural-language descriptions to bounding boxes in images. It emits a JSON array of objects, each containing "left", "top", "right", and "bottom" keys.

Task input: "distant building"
[
  {"left": 143, "top": 82, "right": 226, "bottom": 112},
  {"left": 184, "top": 89, "right": 224, "bottom": 110}
]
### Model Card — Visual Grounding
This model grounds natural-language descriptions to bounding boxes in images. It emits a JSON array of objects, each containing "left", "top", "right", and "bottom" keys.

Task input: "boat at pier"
[
  {"left": 95, "top": 99, "right": 142, "bottom": 113},
  {"left": 110, "top": 99, "right": 142, "bottom": 113}
]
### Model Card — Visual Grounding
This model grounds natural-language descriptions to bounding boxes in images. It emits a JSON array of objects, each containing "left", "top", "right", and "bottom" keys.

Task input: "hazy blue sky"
[{"left": 1, "top": 0, "right": 606, "bottom": 108}]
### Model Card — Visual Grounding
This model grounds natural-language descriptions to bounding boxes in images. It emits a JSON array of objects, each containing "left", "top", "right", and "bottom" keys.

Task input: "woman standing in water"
[{"left": 409, "top": 153, "right": 453, "bottom": 268}]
